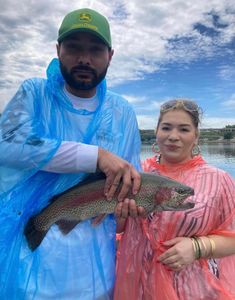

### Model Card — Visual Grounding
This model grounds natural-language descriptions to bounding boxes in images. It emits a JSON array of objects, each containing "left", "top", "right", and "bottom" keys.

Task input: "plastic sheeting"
[
  {"left": 0, "top": 58, "right": 141, "bottom": 299},
  {"left": 114, "top": 156, "right": 235, "bottom": 300}
]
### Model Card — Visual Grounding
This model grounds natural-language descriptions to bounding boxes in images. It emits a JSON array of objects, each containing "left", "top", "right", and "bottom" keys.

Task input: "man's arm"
[
  {"left": 42, "top": 141, "right": 141, "bottom": 202},
  {"left": 42, "top": 142, "right": 98, "bottom": 173}
]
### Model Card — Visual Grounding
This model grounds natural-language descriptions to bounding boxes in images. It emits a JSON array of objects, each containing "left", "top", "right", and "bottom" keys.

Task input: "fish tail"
[{"left": 24, "top": 217, "right": 49, "bottom": 251}]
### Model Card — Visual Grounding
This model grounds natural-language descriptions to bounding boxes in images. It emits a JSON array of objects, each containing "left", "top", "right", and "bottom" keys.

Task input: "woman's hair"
[{"left": 156, "top": 98, "right": 202, "bottom": 130}]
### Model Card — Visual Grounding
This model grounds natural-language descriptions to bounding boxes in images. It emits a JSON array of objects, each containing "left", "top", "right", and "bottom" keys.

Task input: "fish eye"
[{"left": 175, "top": 187, "right": 185, "bottom": 194}]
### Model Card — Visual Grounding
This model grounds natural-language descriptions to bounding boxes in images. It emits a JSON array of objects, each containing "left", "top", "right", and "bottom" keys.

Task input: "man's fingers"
[
  {"left": 103, "top": 175, "right": 115, "bottom": 196},
  {"left": 105, "top": 173, "right": 122, "bottom": 201},
  {"left": 97, "top": 147, "right": 141, "bottom": 201},
  {"left": 105, "top": 169, "right": 132, "bottom": 202},
  {"left": 116, "top": 170, "right": 132, "bottom": 202},
  {"left": 131, "top": 168, "right": 141, "bottom": 195}
]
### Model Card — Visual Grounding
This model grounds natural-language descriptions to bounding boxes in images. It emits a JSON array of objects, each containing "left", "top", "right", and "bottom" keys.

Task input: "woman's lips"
[{"left": 165, "top": 145, "right": 180, "bottom": 151}]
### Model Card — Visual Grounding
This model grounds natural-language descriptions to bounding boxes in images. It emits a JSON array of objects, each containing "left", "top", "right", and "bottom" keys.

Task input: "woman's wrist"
[{"left": 191, "top": 236, "right": 216, "bottom": 259}]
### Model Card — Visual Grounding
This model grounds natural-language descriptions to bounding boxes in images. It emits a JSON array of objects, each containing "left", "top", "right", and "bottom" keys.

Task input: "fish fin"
[
  {"left": 92, "top": 213, "right": 107, "bottom": 226},
  {"left": 56, "top": 220, "right": 80, "bottom": 235},
  {"left": 24, "top": 217, "right": 48, "bottom": 251}
]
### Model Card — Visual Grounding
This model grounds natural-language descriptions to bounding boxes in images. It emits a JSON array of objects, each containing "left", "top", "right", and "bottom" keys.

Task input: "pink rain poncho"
[
  {"left": 0, "top": 58, "right": 141, "bottom": 299},
  {"left": 115, "top": 155, "right": 235, "bottom": 300}
]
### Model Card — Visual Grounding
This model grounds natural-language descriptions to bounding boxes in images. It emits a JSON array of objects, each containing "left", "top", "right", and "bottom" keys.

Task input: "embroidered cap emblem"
[{"left": 79, "top": 13, "right": 92, "bottom": 22}]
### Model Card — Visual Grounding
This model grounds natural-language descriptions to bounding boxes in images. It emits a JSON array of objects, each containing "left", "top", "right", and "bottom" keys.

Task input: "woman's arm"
[
  {"left": 200, "top": 234, "right": 235, "bottom": 258},
  {"left": 158, "top": 234, "right": 235, "bottom": 272}
]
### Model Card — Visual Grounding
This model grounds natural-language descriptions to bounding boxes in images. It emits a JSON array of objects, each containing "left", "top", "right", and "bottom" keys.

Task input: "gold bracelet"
[
  {"left": 191, "top": 238, "right": 197, "bottom": 258},
  {"left": 207, "top": 236, "right": 216, "bottom": 258},
  {"left": 195, "top": 237, "right": 201, "bottom": 258},
  {"left": 191, "top": 237, "right": 201, "bottom": 259},
  {"left": 198, "top": 237, "right": 208, "bottom": 258}
]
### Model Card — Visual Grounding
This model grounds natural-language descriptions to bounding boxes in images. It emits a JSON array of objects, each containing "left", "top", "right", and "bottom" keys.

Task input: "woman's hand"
[
  {"left": 115, "top": 198, "right": 146, "bottom": 233},
  {"left": 158, "top": 237, "right": 195, "bottom": 271}
]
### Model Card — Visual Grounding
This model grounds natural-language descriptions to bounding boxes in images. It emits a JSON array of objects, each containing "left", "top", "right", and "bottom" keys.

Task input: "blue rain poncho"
[{"left": 0, "top": 58, "right": 141, "bottom": 299}]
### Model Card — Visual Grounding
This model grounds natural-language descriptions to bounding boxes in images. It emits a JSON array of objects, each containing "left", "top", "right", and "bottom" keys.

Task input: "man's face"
[{"left": 57, "top": 32, "right": 113, "bottom": 94}]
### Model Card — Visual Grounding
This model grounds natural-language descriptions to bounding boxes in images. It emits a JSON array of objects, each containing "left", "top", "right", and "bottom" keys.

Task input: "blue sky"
[{"left": 0, "top": 0, "right": 235, "bottom": 129}]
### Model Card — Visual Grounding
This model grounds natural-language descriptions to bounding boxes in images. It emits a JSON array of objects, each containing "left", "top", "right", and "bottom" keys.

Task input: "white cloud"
[
  {"left": 137, "top": 114, "right": 158, "bottom": 130},
  {"left": 218, "top": 65, "right": 235, "bottom": 80},
  {"left": 222, "top": 94, "right": 235, "bottom": 108},
  {"left": 139, "top": 108, "right": 235, "bottom": 129},
  {"left": 138, "top": 114, "right": 235, "bottom": 130},
  {"left": 202, "top": 117, "right": 235, "bottom": 128},
  {"left": 0, "top": 0, "right": 234, "bottom": 91},
  {"left": 121, "top": 95, "right": 147, "bottom": 105},
  {"left": 0, "top": 0, "right": 235, "bottom": 123}
]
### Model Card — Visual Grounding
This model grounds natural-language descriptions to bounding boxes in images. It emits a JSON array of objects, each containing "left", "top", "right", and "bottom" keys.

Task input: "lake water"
[{"left": 141, "top": 143, "right": 235, "bottom": 179}]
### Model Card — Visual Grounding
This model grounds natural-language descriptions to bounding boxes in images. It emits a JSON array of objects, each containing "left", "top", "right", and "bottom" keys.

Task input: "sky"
[{"left": 0, "top": 0, "right": 235, "bottom": 129}]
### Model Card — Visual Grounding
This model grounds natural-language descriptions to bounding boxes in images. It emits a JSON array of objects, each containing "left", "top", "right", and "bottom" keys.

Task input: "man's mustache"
[{"left": 71, "top": 65, "right": 97, "bottom": 76}]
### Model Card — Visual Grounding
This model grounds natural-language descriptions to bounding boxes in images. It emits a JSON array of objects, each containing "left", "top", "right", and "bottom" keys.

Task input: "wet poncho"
[
  {"left": 115, "top": 155, "right": 235, "bottom": 300},
  {"left": 0, "top": 58, "right": 141, "bottom": 300}
]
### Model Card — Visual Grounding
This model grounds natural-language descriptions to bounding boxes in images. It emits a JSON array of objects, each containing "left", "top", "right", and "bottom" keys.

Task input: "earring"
[
  {"left": 192, "top": 144, "right": 201, "bottom": 156},
  {"left": 152, "top": 142, "right": 160, "bottom": 154},
  {"left": 152, "top": 142, "right": 161, "bottom": 163}
]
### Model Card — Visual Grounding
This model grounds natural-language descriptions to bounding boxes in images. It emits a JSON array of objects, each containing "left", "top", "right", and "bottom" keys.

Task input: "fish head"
[
  {"left": 154, "top": 180, "right": 194, "bottom": 211},
  {"left": 140, "top": 173, "right": 195, "bottom": 212},
  {"left": 155, "top": 185, "right": 194, "bottom": 209}
]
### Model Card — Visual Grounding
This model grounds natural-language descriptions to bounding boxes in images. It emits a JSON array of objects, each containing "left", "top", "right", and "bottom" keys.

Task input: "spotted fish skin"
[{"left": 24, "top": 172, "right": 194, "bottom": 251}]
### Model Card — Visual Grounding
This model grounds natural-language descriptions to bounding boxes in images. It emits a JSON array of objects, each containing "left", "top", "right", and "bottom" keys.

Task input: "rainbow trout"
[{"left": 24, "top": 172, "right": 194, "bottom": 251}]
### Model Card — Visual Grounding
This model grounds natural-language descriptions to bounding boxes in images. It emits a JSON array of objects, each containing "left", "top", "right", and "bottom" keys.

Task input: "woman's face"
[{"left": 156, "top": 109, "right": 198, "bottom": 165}]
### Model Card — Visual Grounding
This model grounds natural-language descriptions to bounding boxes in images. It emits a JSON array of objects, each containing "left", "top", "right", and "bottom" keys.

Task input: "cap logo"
[{"left": 79, "top": 13, "right": 92, "bottom": 23}]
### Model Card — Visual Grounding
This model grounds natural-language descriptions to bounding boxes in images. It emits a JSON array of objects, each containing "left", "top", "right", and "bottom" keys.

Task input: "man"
[{"left": 0, "top": 8, "right": 142, "bottom": 299}]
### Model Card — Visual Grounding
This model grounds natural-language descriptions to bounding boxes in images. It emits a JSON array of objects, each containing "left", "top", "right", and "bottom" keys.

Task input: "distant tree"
[
  {"left": 225, "top": 125, "right": 235, "bottom": 128},
  {"left": 223, "top": 131, "right": 233, "bottom": 140}
]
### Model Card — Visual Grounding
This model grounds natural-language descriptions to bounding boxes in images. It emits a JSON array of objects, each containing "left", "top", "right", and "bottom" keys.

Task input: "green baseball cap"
[{"left": 58, "top": 8, "right": 112, "bottom": 47}]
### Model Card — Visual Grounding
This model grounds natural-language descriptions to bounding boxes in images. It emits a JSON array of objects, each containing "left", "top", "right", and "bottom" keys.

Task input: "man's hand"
[{"left": 97, "top": 148, "right": 141, "bottom": 202}]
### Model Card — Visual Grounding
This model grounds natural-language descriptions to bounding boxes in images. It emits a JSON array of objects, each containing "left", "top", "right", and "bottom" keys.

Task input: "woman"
[{"left": 114, "top": 99, "right": 235, "bottom": 300}]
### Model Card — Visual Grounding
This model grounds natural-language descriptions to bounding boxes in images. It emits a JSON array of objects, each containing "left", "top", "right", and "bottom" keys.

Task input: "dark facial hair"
[{"left": 59, "top": 62, "right": 108, "bottom": 90}]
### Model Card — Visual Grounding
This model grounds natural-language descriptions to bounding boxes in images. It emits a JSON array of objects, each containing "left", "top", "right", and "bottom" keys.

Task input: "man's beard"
[{"left": 59, "top": 62, "right": 108, "bottom": 90}]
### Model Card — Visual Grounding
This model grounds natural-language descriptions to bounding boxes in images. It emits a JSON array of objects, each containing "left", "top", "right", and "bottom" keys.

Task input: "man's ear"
[
  {"left": 108, "top": 49, "right": 114, "bottom": 64},
  {"left": 56, "top": 43, "right": 60, "bottom": 57}
]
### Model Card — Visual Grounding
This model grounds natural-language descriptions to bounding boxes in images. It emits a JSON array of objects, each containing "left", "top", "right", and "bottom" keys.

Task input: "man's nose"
[{"left": 77, "top": 52, "right": 91, "bottom": 65}]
